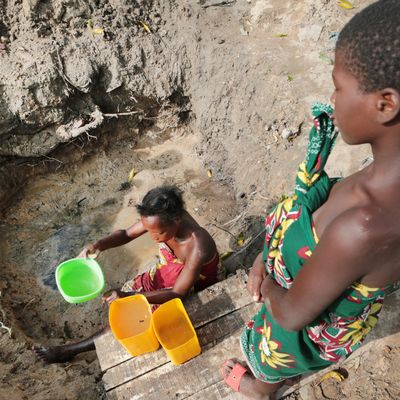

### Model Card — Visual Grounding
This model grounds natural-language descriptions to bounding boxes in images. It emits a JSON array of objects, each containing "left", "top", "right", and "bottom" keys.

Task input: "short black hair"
[
  {"left": 336, "top": 0, "right": 400, "bottom": 93},
  {"left": 136, "top": 185, "right": 185, "bottom": 224}
]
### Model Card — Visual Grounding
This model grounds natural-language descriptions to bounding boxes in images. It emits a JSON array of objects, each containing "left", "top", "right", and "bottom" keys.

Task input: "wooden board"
[
  {"left": 103, "top": 302, "right": 258, "bottom": 391},
  {"left": 107, "top": 334, "right": 247, "bottom": 400},
  {"left": 95, "top": 330, "right": 132, "bottom": 372},
  {"left": 95, "top": 270, "right": 251, "bottom": 372},
  {"left": 187, "top": 381, "right": 247, "bottom": 400}
]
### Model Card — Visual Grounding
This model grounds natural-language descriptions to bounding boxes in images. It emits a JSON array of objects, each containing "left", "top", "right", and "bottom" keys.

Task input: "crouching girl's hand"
[
  {"left": 102, "top": 288, "right": 124, "bottom": 305},
  {"left": 247, "top": 252, "right": 267, "bottom": 302},
  {"left": 78, "top": 244, "right": 100, "bottom": 259}
]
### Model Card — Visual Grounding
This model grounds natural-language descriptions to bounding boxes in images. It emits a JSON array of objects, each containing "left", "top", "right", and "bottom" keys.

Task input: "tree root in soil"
[{"left": 0, "top": 291, "right": 12, "bottom": 337}]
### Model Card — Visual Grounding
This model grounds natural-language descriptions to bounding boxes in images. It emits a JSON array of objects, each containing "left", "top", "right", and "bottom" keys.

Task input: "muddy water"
[
  {"left": 0, "top": 127, "right": 238, "bottom": 343},
  {"left": 106, "top": 203, "right": 159, "bottom": 278}
]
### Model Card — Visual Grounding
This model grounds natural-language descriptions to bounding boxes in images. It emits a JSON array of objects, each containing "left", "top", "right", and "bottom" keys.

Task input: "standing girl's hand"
[{"left": 247, "top": 252, "right": 267, "bottom": 302}]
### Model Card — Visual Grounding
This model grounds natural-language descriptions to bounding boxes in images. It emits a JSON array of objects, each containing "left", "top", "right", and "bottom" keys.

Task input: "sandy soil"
[{"left": 0, "top": 0, "right": 399, "bottom": 399}]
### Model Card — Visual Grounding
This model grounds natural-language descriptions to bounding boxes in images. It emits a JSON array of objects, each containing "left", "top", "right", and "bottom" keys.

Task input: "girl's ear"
[{"left": 376, "top": 88, "right": 400, "bottom": 124}]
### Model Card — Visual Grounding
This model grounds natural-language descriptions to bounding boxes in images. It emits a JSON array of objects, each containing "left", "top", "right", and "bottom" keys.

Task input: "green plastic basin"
[{"left": 55, "top": 258, "right": 105, "bottom": 304}]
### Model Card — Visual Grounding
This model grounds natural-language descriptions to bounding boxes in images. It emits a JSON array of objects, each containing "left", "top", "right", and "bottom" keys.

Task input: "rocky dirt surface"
[
  {"left": 281, "top": 333, "right": 400, "bottom": 400},
  {"left": 1, "top": 0, "right": 398, "bottom": 399}
]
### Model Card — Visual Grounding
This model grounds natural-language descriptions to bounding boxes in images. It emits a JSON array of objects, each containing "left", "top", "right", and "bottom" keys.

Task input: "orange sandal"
[{"left": 221, "top": 361, "right": 248, "bottom": 392}]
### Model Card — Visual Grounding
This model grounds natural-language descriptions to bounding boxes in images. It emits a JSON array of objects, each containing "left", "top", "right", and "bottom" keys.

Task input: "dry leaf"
[
  {"left": 92, "top": 27, "right": 104, "bottom": 36},
  {"left": 207, "top": 169, "right": 213, "bottom": 178},
  {"left": 87, "top": 19, "right": 104, "bottom": 37},
  {"left": 279, "top": 193, "right": 287, "bottom": 202},
  {"left": 319, "top": 370, "right": 345, "bottom": 383},
  {"left": 220, "top": 251, "right": 233, "bottom": 260},
  {"left": 338, "top": 0, "right": 354, "bottom": 9},
  {"left": 319, "top": 52, "right": 333, "bottom": 65},
  {"left": 140, "top": 21, "right": 151, "bottom": 33},
  {"left": 237, "top": 232, "right": 245, "bottom": 246},
  {"left": 128, "top": 168, "right": 137, "bottom": 182}
]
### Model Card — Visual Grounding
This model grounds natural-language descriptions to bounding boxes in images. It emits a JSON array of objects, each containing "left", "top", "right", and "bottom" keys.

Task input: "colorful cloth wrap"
[
  {"left": 121, "top": 242, "right": 224, "bottom": 294},
  {"left": 241, "top": 103, "right": 386, "bottom": 383}
]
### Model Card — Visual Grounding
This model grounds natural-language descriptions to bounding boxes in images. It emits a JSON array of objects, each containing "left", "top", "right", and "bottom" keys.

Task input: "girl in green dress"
[{"left": 221, "top": 1, "right": 400, "bottom": 397}]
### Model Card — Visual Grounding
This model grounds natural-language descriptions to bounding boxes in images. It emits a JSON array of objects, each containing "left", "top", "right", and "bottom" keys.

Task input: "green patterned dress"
[{"left": 240, "top": 103, "right": 385, "bottom": 383}]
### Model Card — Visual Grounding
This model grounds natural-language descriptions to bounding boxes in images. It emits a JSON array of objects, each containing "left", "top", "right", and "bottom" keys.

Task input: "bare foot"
[
  {"left": 221, "top": 359, "right": 283, "bottom": 399},
  {"left": 34, "top": 345, "right": 76, "bottom": 364}
]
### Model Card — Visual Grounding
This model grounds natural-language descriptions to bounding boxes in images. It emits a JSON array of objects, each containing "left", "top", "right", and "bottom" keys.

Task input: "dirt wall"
[{"left": 0, "top": 0, "right": 373, "bottom": 209}]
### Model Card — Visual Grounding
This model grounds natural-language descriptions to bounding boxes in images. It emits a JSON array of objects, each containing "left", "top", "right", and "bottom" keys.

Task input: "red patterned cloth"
[{"left": 122, "top": 242, "right": 223, "bottom": 293}]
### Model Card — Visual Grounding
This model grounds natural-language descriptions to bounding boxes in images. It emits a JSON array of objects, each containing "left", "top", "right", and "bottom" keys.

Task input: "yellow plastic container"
[
  {"left": 152, "top": 298, "right": 201, "bottom": 365},
  {"left": 109, "top": 295, "right": 159, "bottom": 356}
]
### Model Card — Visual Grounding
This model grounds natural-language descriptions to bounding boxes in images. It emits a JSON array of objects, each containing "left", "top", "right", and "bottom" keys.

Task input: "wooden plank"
[
  {"left": 182, "top": 380, "right": 243, "bottom": 400},
  {"left": 95, "top": 270, "right": 250, "bottom": 371},
  {"left": 95, "top": 330, "right": 131, "bottom": 371},
  {"left": 103, "top": 302, "right": 259, "bottom": 391},
  {"left": 102, "top": 346, "right": 169, "bottom": 391},
  {"left": 107, "top": 333, "right": 247, "bottom": 400},
  {"left": 184, "top": 269, "right": 250, "bottom": 328}
]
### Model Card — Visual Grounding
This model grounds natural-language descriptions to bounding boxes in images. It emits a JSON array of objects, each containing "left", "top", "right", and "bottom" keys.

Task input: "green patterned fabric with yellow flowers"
[{"left": 240, "top": 103, "right": 386, "bottom": 383}]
